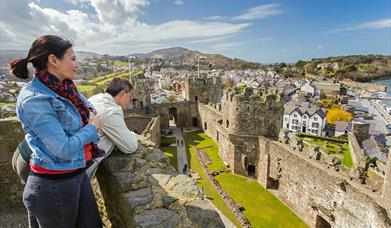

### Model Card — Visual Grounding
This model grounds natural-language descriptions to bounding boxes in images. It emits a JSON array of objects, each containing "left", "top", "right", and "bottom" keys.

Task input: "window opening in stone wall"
[
  {"left": 192, "top": 117, "right": 198, "bottom": 127},
  {"left": 204, "top": 122, "right": 207, "bottom": 130},
  {"left": 195, "top": 96, "right": 198, "bottom": 101},
  {"left": 226, "top": 119, "right": 230, "bottom": 128},
  {"left": 315, "top": 215, "right": 331, "bottom": 228},
  {"left": 169, "top": 107, "right": 177, "bottom": 124},
  {"left": 267, "top": 177, "right": 280, "bottom": 190},
  {"left": 247, "top": 164, "right": 256, "bottom": 177},
  {"left": 132, "top": 98, "right": 138, "bottom": 107}
]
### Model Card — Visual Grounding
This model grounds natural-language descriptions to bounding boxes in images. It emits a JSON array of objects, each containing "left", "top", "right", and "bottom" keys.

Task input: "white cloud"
[
  {"left": 208, "top": 42, "right": 246, "bottom": 52},
  {"left": 205, "top": 16, "right": 225, "bottom": 21},
  {"left": 317, "top": 45, "right": 324, "bottom": 49},
  {"left": 233, "top": 4, "right": 281, "bottom": 21},
  {"left": 256, "top": 37, "right": 273, "bottom": 42},
  {"left": 0, "top": 0, "right": 251, "bottom": 55},
  {"left": 281, "top": 49, "right": 287, "bottom": 53},
  {"left": 62, "top": 0, "right": 90, "bottom": 5},
  {"left": 325, "top": 18, "right": 391, "bottom": 34},
  {"left": 174, "top": 0, "right": 184, "bottom": 5}
]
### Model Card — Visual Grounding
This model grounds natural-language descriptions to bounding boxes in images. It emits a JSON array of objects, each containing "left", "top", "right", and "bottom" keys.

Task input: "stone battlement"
[{"left": 0, "top": 115, "right": 225, "bottom": 227}]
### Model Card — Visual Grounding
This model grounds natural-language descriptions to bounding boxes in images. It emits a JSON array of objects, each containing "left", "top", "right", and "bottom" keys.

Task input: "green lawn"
[
  {"left": 160, "top": 136, "right": 178, "bottom": 170},
  {"left": 76, "top": 85, "right": 97, "bottom": 92},
  {"left": 0, "top": 101, "right": 16, "bottom": 106},
  {"left": 301, "top": 136, "right": 353, "bottom": 168},
  {"left": 216, "top": 173, "right": 306, "bottom": 228},
  {"left": 184, "top": 131, "right": 226, "bottom": 172},
  {"left": 184, "top": 131, "right": 307, "bottom": 228},
  {"left": 184, "top": 131, "right": 242, "bottom": 227},
  {"left": 96, "top": 72, "right": 129, "bottom": 86}
]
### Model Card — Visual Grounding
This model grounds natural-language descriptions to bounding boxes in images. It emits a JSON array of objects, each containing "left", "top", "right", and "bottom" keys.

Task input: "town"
[{"left": 1, "top": 48, "right": 391, "bottom": 227}]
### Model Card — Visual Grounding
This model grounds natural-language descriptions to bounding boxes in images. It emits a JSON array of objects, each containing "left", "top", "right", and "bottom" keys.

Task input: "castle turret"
[
  {"left": 129, "top": 78, "right": 152, "bottom": 110},
  {"left": 222, "top": 86, "right": 284, "bottom": 139},
  {"left": 184, "top": 75, "right": 222, "bottom": 103}
]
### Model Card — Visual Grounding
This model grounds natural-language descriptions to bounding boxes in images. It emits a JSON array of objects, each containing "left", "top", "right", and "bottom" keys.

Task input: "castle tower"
[
  {"left": 184, "top": 75, "right": 222, "bottom": 104},
  {"left": 129, "top": 78, "right": 152, "bottom": 110},
  {"left": 222, "top": 86, "right": 284, "bottom": 139}
]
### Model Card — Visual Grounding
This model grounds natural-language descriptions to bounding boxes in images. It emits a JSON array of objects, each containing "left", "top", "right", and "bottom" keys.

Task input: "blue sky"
[{"left": 1, "top": 0, "right": 390, "bottom": 63}]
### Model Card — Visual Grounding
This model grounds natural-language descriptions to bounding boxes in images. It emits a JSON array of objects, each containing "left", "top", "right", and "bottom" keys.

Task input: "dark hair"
[
  {"left": 8, "top": 35, "right": 73, "bottom": 79},
  {"left": 105, "top": 77, "right": 134, "bottom": 97}
]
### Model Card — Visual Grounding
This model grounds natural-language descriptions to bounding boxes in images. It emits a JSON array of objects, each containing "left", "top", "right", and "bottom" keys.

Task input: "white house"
[
  {"left": 158, "top": 75, "right": 171, "bottom": 90},
  {"left": 300, "top": 81, "right": 316, "bottom": 96},
  {"left": 283, "top": 101, "right": 327, "bottom": 136}
]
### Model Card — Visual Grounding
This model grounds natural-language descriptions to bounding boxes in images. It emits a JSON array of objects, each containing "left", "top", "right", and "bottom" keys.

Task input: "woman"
[{"left": 9, "top": 35, "right": 104, "bottom": 227}]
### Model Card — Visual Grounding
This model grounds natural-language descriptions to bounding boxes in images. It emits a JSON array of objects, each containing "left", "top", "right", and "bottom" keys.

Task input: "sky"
[{"left": 0, "top": 0, "right": 390, "bottom": 63}]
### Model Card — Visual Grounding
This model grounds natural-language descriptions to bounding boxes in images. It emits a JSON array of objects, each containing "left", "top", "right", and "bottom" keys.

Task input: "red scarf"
[{"left": 35, "top": 70, "right": 105, "bottom": 161}]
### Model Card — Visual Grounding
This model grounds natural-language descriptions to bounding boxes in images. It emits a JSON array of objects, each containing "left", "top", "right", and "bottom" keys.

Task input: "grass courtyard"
[
  {"left": 299, "top": 134, "right": 353, "bottom": 168},
  {"left": 159, "top": 136, "right": 178, "bottom": 170},
  {"left": 184, "top": 131, "right": 307, "bottom": 228}
]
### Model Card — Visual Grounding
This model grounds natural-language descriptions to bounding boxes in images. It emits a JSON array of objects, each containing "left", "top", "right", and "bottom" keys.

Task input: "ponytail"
[
  {"left": 7, "top": 35, "right": 73, "bottom": 80},
  {"left": 8, "top": 58, "right": 29, "bottom": 79}
]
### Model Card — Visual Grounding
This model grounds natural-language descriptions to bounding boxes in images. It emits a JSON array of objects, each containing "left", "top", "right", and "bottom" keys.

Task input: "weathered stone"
[
  {"left": 134, "top": 208, "right": 181, "bottom": 228},
  {"left": 149, "top": 174, "right": 173, "bottom": 188},
  {"left": 125, "top": 188, "right": 154, "bottom": 209},
  {"left": 327, "top": 155, "right": 341, "bottom": 166},
  {"left": 162, "top": 194, "right": 177, "bottom": 207},
  {"left": 114, "top": 172, "right": 144, "bottom": 192},
  {"left": 146, "top": 167, "right": 164, "bottom": 175},
  {"left": 166, "top": 175, "right": 200, "bottom": 198},
  {"left": 135, "top": 158, "right": 147, "bottom": 170},
  {"left": 103, "top": 155, "right": 134, "bottom": 174},
  {"left": 186, "top": 200, "right": 225, "bottom": 228},
  {"left": 145, "top": 150, "right": 169, "bottom": 163}
]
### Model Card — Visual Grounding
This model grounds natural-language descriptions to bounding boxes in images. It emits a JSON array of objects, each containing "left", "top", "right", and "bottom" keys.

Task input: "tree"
[
  {"left": 295, "top": 60, "right": 306, "bottom": 69},
  {"left": 326, "top": 108, "right": 353, "bottom": 125},
  {"left": 164, "top": 96, "right": 177, "bottom": 103}
]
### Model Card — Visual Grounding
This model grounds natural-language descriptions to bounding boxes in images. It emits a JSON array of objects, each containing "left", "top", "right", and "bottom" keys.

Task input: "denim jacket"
[{"left": 16, "top": 77, "right": 99, "bottom": 170}]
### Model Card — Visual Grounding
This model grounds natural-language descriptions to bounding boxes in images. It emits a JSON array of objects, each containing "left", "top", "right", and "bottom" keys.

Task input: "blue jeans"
[{"left": 23, "top": 171, "right": 102, "bottom": 228}]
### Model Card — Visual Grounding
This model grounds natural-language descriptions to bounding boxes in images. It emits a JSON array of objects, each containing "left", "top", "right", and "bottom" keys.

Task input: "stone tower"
[
  {"left": 184, "top": 75, "right": 223, "bottom": 104},
  {"left": 222, "top": 86, "right": 284, "bottom": 139},
  {"left": 129, "top": 78, "right": 152, "bottom": 110}
]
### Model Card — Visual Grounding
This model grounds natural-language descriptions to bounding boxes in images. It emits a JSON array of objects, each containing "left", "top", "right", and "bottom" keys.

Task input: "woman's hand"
[{"left": 89, "top": 114, "right": 103, "bottom": 130}]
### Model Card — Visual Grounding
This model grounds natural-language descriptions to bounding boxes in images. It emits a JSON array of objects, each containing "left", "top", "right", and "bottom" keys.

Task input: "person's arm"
[
  {"left": 101, "top": 109, "right": 138, "bottom": 154},
  {"left": 18, "top": 97, "right": 99, "bottom": 160}
]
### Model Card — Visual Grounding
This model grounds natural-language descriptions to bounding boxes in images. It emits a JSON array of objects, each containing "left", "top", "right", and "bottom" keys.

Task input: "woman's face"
[{"left": 53, "top": 48, "right": 79, "bottom": 81}]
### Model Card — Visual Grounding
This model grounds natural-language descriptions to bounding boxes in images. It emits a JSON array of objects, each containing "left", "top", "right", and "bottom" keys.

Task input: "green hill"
[{"left": 295, "top": 55, "right": 391, "bottom": 82}]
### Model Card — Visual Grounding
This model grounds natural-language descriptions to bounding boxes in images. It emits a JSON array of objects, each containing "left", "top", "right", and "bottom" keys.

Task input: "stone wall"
[
  {"left": 383, "top": 151, "right": 391, "bottom": 210},
  {"left": 150, "top": 101, "right": 199, "bottom": 129},
  {"left": 184, "top": 76, "right": 223, "bottom": 104},
  {"left": 258, "top": 138, "right": 391, "bottom": 227},
  {"left": 0, "top": 114, "right": 226, "bottom": 228},
  {"left": 124, "top": 113, "right": 161, "bottom": 145},
  {"left": 348, "top": 132, "right": 365, "bottom": 167},
  {"left": 0, "top": 117, "right": 25, "bottom": 208},
  {"left": 222, "top": 87, "right": 284, "bottom": 139},
  {"left": 96, "top": 140, "right": 225, "bottom": 228}
]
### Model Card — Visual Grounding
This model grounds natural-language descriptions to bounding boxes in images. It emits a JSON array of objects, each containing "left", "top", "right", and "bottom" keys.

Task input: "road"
[{"left": 174, "top": 127, "right": 188, "bottom": 174}]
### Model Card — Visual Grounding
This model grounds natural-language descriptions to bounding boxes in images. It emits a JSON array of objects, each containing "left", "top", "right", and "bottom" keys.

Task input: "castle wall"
[
  {"left": 259, "top": 138, "right": 391, "bottom": 227},
  {"left": 129, "top": 79, "right": 152, "bottom": 110},
  {"left": 0, "top": 117, "right": 25, "bottom": 208},
  {"left": 150, "top": 101, "right": 199, "bottom": 129},
  {"left": 185, "top": 76, "right": 223, "bottom": 104},
  {"left": 383, "top": 150, "right": 391, "bottom": 210},
  {"left": 222, "top": 88, "right": 284, "bottom": 139}
]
